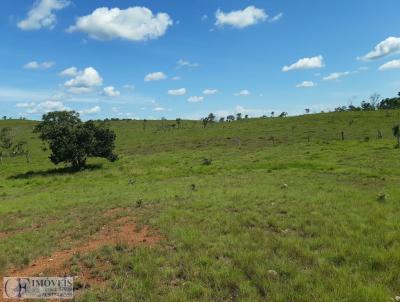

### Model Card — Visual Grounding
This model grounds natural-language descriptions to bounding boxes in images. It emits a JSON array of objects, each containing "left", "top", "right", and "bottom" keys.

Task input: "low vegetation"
[{"left": 1, "top": 109, "right": 400, "bottom": 301}]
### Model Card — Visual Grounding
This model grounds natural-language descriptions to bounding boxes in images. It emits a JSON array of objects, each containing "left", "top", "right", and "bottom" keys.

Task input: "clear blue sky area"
[{"left": 1, "top": 0, "right": 400, "bottom": 120}]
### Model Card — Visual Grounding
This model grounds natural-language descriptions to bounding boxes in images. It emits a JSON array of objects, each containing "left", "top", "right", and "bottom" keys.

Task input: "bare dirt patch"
[
  {"left": 7, "top": 215, "right": 161, "bottom": 286},
  {"left": 102, "top": 207, "right": 132, "bottom": 218},
  {"left": 0, "top": 223, "right": 49, "bottom": 241}
]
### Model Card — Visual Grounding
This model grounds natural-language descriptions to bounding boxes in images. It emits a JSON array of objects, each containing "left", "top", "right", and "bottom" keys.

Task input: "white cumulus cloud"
[
  {"left": 359, "top": 37, "right": 400, "bottom": 61},
  {"left": 145, "top": 72, "right": 167, "bottom": 82},
  {"left": 24, "top": 61, "right": 55, "bottom": 70},
  {"left": 16, "top": 102, "right": 36, "bottom": 108},
  {"left": 282, "top": 55, "right": 325, "bottom": 72},
  {"left": 79, "top": 105, "right": 101, "bottom": 115},
  {"left": 323, "top": 72, "right": 350, "bottom": 81},
  {"left": 168, "top": 88, "right": 186, "bottom": 96},
  {"left": 296, "top": 81, "right": 315, "bottom": 88},
  {"left": 203, "top": 89, "right": 218, "bottom": 95},
  {"left": 234, "top": 90, "right": 250, "bottom": 96},
  {"left": 64, "top": 67, "right": 103, "bottom": 93},
  {"left": 269, "top": 12, "right": 283, "bottom": 23},
  {"left": 378, "top": 59, "right": 400, "bottom": 71},
  {"left": 68, "top": 7, "right": 173, "bottom": 41},
  {"left": 18, "top": 0, "right": 70, "bottom": 30},
  {"left": 27, "top": 100, "right": 69, "bottom": 114},
  {"left": 187, "top": 96, "right": 204, "bottom": 103},
  {"left": 154, "top": 107, "right": 166, "bottom": 111},
  {"left": 215, "top": 6, "right": 267, "bottom": 28},
  {"left": 177, "top": 59, "right": 199, "bottom": 68},
  {"left": 59, "top": 66, "right": 78, "bottom": 77},
  {"left": 103, "top": 86, "right": 120, "bottom": 97}
]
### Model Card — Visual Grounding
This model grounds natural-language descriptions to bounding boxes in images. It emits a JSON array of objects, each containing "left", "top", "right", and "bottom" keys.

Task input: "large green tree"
[{"left": 34, "top": 111, "right": 118, "bottom": 169}]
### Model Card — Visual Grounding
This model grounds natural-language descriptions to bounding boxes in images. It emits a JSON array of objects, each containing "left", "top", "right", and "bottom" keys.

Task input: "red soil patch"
[
  {"left": 0, "top": 224, "right": 45, "bottom": 241},
  {"left": 102, "top": 207, "right": 131, "bottom": 218},
  {"left": 6, "top": 216, "right": 161, "bottom": 284}
]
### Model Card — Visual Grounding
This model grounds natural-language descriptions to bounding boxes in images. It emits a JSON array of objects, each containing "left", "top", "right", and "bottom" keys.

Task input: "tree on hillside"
[
  {"left": 201, "top": 117, "right": 209, "bottom": 128},
  {"left": 0, "top": 127, "right": 13, "bottom": 151},
  {"left": 378, "top": 97, "right": 400, "bottom": 110},
  {"left": 361, "top": 101, "right": 375, "bottom": 111},
  {"left": 0, "top": 127, "right": 13, "bottom": 163},
  {"left": 207, "top": 113, "right": 216, "bottom": 123},
  {"left": 176, "top": 118, "right": 182, "bottom": 128},
  {"left": 226, "top": 115, "right": 235, "bottom": 122},
  {"left": 2, "top": 116, "right": 6, "bottom": 120},
  {"left": 236, "top": 113, "right": 242, "bottom": 120},
  {"left": 34, "top": 111, "right": 118, "bottom": 170},
  {"left": 219, "top": 117, "right": 225, "bottom": 123},
  {"left": 369, "top": 93, "right": 381, "bottom": 108},
  {"left": 271, "top": 111, "right": 275, "bottom": 118},
  {"left": 305, "top": 108, "right": 310, "bottom": 114},
  {"left": 279, "top": 112, "right": 288, "bottom": 118},
  {"left": 393, "top": 125, "right": 400, "bottom": 148}
]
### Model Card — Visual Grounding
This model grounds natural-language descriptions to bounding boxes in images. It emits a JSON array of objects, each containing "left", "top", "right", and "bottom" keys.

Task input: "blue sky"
[{"left": 1, "top": 0, "right": 400, "bottom": 120}]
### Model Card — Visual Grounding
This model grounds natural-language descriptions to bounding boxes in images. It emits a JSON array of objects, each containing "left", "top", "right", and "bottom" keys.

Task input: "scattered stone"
[
  {"left": 190, "top": 184, "right": 196, "bottom": 191},
  {"left": 377, "top": 193, "right": 387, "bottom": 202},
  {"left": 395, "top": 296, "right": 400, "bottom": 302},
  {"left": 267, "top": 270, "right": 278, "bottom": 277},
  {"left": 281, "top": 184, "right": 288, "bottom": 189}
]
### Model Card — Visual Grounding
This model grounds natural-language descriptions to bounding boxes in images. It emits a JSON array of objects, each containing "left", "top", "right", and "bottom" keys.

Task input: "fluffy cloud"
[
  {"left": 16, "top": 102, "right": 36, "bottom": 108},
  {"left": 24, "top": 61, "right": 55, "bottom": 70},
  {"left": 282, "top": 55, "right": 325, "bottom": 72},
  {"left": 59, "top": 67, "right": 78, "bottom": 77},
  {"left": 79, "top": 105, "right": 101, "bottom": 115},
  {"left": 360, "top": 37, "right": 400, "bottom": 61},
  {"left": 203, "top": 89, "right": 218, "bottom": 95},
  {"left": 269, "top": 12, "right": 283, "bottom": 23},
  {"left": 296, "top": 81, "right": 315, "bottom": 88},
  {"left": 187, "top": 96, "right": 204, "bottom": 103},
  {"left": 378, "top": 59, "right": 400, "bottom": 71},
  {"left": 234, "top": 90, "right": 250, "bottom": 96},
  {"left": 18, "top": 0, "right": 70, "bottom": 30},
  {"left": 177, "top": 59, "right": 199, "bottom": 68},
  {"left": 145, "top": 72, "right": 167, "bottom": 82},
  {"left": 27, "top": 100, "right": 69, "bottom": 114},
  {"left": 64, "top": 67, "right": 103, "bottom": 93},
  {"left": 154, "top": 107, "right": 166, "bottom": 111},
  {"left": 103, "top": 86, "right": 120, "bottom": 97},
  {"left": 123, "top": 84, "right": 135, "bottom": 89},
  {"left": 168, "top": 88, "right": 186, "bottom": 96},
  {"left": 68, "top": 7, "right": 173, "bottom": 41},
  {"left": 323, "top": 72, "right": 350, "bottom": 81},
  {"left": 215, "top": 6, "right": 267, "bottom": 28}
]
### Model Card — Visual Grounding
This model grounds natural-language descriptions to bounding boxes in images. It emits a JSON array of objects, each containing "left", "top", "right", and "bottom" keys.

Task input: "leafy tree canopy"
[{"left": 34, "top": 111, "right": 118, "bottom": 169}]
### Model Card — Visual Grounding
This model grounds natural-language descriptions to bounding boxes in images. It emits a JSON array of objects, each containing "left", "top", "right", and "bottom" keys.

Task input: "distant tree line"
[{"left": 334, "top": 92, "right": 400, "bottom": 112}]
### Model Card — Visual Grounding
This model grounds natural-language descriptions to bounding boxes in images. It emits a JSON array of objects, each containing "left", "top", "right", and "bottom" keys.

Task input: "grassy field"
[{"left": 1, "top": 110, "right": 400, "bottom": 301}]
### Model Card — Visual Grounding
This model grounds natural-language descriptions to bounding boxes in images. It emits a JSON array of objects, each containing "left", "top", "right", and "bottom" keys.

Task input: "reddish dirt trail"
[{"left": 3, "top": 211, "right": 161, "bottom": 292}]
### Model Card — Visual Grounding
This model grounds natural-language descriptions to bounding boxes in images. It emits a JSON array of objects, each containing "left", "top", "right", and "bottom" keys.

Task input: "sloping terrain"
[{"left": 1, "top": 111, "right": 400, "bottom": 301}]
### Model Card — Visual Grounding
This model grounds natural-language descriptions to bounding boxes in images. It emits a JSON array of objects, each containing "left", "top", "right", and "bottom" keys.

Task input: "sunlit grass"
[{"left": 1, "top": 110, "right": 400, "bottom": 301}]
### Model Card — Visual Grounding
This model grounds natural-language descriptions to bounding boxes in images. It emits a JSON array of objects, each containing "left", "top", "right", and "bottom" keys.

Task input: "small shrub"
[{"left": 202, "top": 158, "right": 212, "bottom": 165}]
